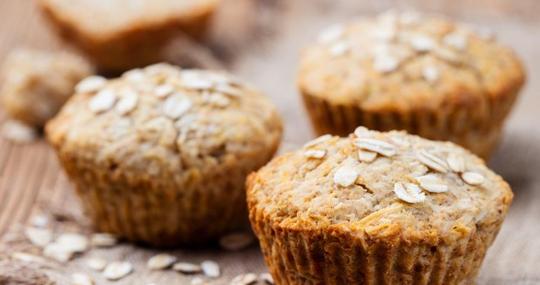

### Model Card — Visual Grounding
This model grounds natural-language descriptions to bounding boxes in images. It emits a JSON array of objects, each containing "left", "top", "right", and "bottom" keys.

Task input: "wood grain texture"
[{"left": 0, "top": 0, "right": 539, "bottom": 284}]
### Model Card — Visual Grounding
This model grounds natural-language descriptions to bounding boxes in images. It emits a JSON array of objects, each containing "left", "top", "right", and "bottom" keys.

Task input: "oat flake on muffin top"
[{"left": 248, "top": 127, "right": 512, "bottom": 238}]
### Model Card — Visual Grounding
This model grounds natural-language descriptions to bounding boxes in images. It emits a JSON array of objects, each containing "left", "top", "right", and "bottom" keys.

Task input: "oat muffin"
[
  {"left": 46, "top": 63, "right": 282, "bottom": 246},
  {"left": 0, "top": 49, "right": 93, "bottom": 128},
  {"left": 38, "top": 0, "right": 220, "bottom": 71},
  {"left": 248, "top": 127, "right": 512, "bottom": 284},
  {"left": 298, "top": 11, "right": 525, "bottom": 159}
]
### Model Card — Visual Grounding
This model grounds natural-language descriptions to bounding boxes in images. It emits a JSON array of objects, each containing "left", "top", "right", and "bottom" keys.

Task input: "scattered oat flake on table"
[
  {"left": 89, "top": 89, "right": 116, "bottom": 113},
  {"left": 231, "top": 273, "right": 258, "bottom": 285},
  {"left": 25, "top": 227, "right": 53, "bottom": 247},
  {"left": 191, "top": 277, "right": 205, "bottom": 285},
  {"left": 259, "top": 273, "right": 274, "bottom": 284},
  {"left": 0, "top": 120, "right": 37, "bottom": 143},
  {"left": 462, "top": 171, "right": 485, "bottom": 185},
  {"left": 394, "top": 182, "right": 426, "bottom": 203},
  {"left": 147, "top": 253, "right": 177, "bottom": 270},
  {"left": 56, "top": 233, "right": 88, "bottom": 253},
  {"left": 303, "top": 149, "right": 326, "bottom": 159},
  {"left": 30, "top": 215, "right": 49, "bottom": 228},
  {"left": 219, "top": 232, "right": 254, "bottom": 251},
  {"left": 333, "top": 165, "right": 358, "bottom": 187},
  {"left": 72, "top": 273, "right": 94, "bottom": 285},
  {"left": 86, "top": 257, "right": 108, "bottom": 271},
  {"left": 12, "top": 252, "right": 47, "bottom": 264},
  {"left": 76, "top": 76, "right": 106, "bottom": 93},
  {"left": 416, "top": 174, "right": 448, "bottom": 193},
  {"left": 103, "top": 261, "right": 133, "bottom": 280},
  {"left": 173, "top": 262, "right": 201, "bottom": 274},
  {"left": 417, "top": 150, "right": 448, "bottom": 173},
  {"left": 91, "top": 233, "right": 118, "bottom": 247},
  {"left": 201, "top": 260, "right": 220, "bottom": 278},
  {"left": 43, "top": 243, "right": 74, "bottom": 263}
]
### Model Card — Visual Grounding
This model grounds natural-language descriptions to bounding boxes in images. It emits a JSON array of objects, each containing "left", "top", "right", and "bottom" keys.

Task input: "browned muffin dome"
[
  {"left": 248, "top": 127, "right": 512, "bottom": 284},
  {"left": 298, "top": 11, "right": 525, "bottom": 159},
  {"left": 47, "top": 63, "right": 283, "bottom": 246}
]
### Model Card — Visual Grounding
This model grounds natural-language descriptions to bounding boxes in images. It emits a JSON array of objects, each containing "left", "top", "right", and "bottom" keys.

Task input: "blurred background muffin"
[
  {"left": 46, "top": 63, "right": 282, "bottom": 246},
  {"left": 0, "top": 48, "right": 93, "bottom": 128},
  {"left": 298, "top": 11, "right": 525, "bottom": 159},
  {"left": 38, "top": 0, "right": 220, "bottom": 72}
]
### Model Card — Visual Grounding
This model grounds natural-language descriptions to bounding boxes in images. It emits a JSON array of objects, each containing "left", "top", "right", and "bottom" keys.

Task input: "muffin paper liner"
[
  {"left": 301, "top": 87, "right": 521, "bottom": 160},
  {"left": 55, "top": 142, "right": 279, "bottom": 247},
  {"left": 249, "top": 206, "right": 505, "bottom": 285},
  {"left": 73, "top": 169, "right": 247, "bottom": 246}
]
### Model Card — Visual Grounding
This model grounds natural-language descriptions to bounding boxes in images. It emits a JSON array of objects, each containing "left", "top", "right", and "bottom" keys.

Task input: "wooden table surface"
[{"left": 0, "top": 0, "right": 539, "bottom": 284}]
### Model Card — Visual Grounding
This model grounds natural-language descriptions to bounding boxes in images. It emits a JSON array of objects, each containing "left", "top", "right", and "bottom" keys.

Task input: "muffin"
[
  {"left": 298, "top": 11, "right": 525, "bottom": 159},
  {"left": 0, "top": 48, "right": 93, "bottom": 128},
  {"left": 46, "top": 63, "right": 282, "bottom": 246},
  {"left": 38, "top": 0, "right": 220, "bottom": 71},
  {"left": 247, "top": 127, "right": 512, "bottom": 284}
]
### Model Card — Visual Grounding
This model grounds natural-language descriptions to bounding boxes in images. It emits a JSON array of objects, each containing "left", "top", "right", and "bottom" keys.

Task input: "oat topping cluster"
[
  {"left": 315, "top": 10, "right": 494, "bottom": 80},
  {"left": 303, "top": 127, "right": 486, "bottom": 204},
  {"left": 76, "top": 64, "right": 246, "bottom": 117}
]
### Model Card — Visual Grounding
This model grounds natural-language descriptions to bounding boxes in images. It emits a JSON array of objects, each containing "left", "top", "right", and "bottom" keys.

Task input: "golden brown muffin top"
[
  {"left": 248, "top": 128, "right": 512, "bottom": 241},
  {"left": 298, "top": 11, "right": 525, "bottom": 111},
  {"left": 46, "top": 63, "right": 282, "bottom": 176},
  {"left": 39, "top": 0, "right": 218, "bottom": 41}
]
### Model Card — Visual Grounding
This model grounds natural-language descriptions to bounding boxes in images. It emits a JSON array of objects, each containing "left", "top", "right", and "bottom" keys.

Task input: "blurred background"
[{"left": 0, "top": 0, "right": 538, "bottom": 284}]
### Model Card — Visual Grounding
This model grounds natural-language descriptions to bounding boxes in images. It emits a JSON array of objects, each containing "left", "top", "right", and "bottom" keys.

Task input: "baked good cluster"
[{"left": 0, "top": 5, "right": 527, "bottom": 285}]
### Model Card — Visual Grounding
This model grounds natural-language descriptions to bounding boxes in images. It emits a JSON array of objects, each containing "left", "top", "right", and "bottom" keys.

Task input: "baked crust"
[
  {"left": 46, "top": 64, "right": 283, "bottom": 246},
  {"left": 298, "top": 11, "right": 525, "bottom": 159},
  {"left": 247, "top": 129, "right": 512, "bottom": 284},
  {"left": 38, "top": 0, "right": 219, "bottom": 71}
]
